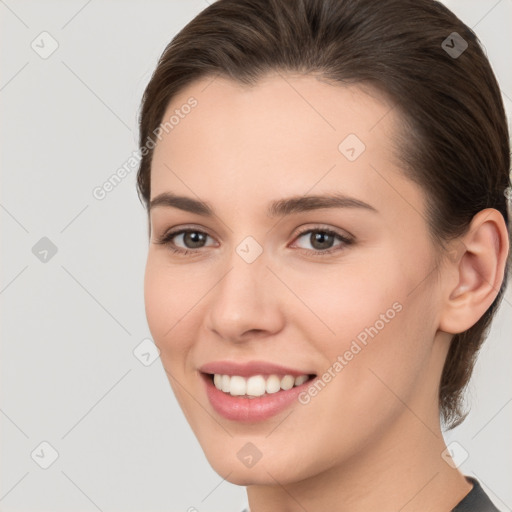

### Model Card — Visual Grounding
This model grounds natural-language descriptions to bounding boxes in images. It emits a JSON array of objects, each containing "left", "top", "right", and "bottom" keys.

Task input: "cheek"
[
  {"left": 143, "top": 256, "right": 203, "bottom": 414},
  {"left": 143, "top": 255, "right": 200, "bottom": 357},
  {"left": 291, "top": 255, "right": 435, "bottom": 399},
  {"left": 340, "top": 291, "right": 435, "bottom": 422},
  {"left": 144, "top": 260, "right": 172, "bottom": 342},
  {"left": 282, "top": 257, "right": 403, "bottom": 342}
]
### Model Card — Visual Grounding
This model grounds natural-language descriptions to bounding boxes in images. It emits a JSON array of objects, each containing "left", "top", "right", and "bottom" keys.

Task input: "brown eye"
[
  {"left": 292, "top": 227, "right": 353, "bottom": 256},
  {"left": 179, "top": 231, "right": 208, "bottom": 249},
  {"left": 307, "top": 231, "right": 336, "bottom": 250},
  {"left": 155, "top": 228, "right": 216, "bottom": 255}
]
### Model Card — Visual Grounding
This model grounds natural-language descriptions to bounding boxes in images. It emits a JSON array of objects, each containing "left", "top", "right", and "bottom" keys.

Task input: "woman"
[{"left": 137, "top": 0, "right": 510, "bottom": 510}]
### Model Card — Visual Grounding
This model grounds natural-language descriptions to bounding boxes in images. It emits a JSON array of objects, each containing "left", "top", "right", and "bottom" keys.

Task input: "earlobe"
[{"left": 439, "top": 208, "right": 509, "bottom": 334}]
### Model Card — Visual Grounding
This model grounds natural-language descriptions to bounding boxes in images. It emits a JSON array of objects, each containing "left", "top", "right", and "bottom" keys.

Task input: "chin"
[
  {"left": 210, "top": 462, "right": 289, "bottom": 487},
  {"left": 200, "top": 443, "right": 312, "bottom": 487}
]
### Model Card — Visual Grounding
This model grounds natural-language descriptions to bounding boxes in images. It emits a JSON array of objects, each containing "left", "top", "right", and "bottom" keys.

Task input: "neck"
[{"left": 246, "top": 410, "right": 472, "bottom": 512}]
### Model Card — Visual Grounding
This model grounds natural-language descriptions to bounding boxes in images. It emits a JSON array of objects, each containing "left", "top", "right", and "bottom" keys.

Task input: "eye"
[
  {"left": 154, "top": 227, "right": 216, "bottom": 255},
  {"left": 291, "top": 226, "right": 353, "bottom": 256}
]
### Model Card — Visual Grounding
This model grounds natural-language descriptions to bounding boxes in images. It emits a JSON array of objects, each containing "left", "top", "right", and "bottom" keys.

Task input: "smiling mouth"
[{"left": 203, "top": 372, "right": 317, "bottom": 398}]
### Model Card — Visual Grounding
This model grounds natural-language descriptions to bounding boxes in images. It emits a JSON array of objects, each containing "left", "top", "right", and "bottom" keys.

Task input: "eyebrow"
[{"left": 149, "top": 191, "right": 377, "bottom": 217}]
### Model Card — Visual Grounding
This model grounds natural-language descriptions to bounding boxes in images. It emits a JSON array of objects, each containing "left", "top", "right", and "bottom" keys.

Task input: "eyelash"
[{"left": 154, "top": 225, "right": 354, "bottom": 257}]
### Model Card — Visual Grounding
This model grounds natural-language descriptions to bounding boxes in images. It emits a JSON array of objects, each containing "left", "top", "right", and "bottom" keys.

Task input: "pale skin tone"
[{"left": 144, "top": 73, "right": 509, "bottom": 512}]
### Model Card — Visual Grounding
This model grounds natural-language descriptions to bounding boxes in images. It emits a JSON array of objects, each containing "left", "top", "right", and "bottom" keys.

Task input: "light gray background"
[{"left": 1, "top": 1, "right": 511, "bottom": 511}]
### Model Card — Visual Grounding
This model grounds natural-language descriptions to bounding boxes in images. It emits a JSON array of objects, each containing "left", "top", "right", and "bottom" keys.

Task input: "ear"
[{"left": 439, "top": 208, "right": 510, "bottom": 334}]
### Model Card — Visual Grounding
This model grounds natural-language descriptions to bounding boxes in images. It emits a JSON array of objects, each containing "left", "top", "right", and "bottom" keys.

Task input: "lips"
[
  {"left": 199, "top": 360, "right": 317, "bottom": 422},
  {"left": 199, "top": 360, "right": 314, "bottom": 378}
]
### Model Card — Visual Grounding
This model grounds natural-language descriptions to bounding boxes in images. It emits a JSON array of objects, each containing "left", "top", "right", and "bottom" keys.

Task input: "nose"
[{"left": 205, "top": 251, "right": 285, "bottom": 343}]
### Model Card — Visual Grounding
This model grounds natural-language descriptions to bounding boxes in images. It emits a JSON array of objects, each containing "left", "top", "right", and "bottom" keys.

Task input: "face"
[{"left": 144, "top": 73, "right": 447, "bottom": 485}]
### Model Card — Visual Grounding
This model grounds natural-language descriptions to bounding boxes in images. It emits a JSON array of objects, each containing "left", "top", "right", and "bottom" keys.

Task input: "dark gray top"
[{"left": 452, "top": 477, "right": 500, "bottom": 511}]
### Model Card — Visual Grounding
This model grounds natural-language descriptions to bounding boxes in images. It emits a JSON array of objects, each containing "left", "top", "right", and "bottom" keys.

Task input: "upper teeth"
[{"left": 213, "top": 374, "right": 309, "bottom": 397}]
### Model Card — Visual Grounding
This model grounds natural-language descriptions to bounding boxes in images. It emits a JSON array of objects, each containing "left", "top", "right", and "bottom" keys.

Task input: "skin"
[{"left": 144, "top": 73, "right": 509, "bottom": 512}]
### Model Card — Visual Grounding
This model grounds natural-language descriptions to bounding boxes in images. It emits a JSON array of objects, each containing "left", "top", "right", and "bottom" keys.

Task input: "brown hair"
[{"left": 136, "top": 0, "right": 511, "bottom": 429}]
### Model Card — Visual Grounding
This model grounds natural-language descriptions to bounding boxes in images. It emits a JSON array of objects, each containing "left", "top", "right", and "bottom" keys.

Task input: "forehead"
[
  {"left": 153, "top": 72, "right": 396, "bottom": 159},
  {"left": 150, "top": 73, "right": 420, "bottom": 218}
]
